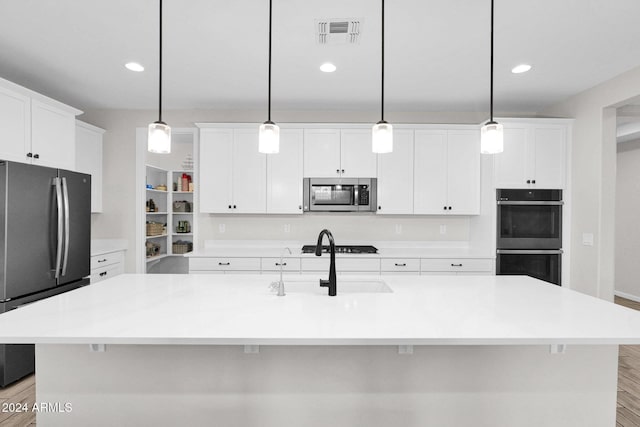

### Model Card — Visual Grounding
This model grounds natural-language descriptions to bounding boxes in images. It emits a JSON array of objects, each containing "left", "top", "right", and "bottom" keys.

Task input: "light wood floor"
[
  {"left": 0, "top": 373, "right": 36, "bottom": 426},
  {"left": 616, "top": 296, "right": 640, "bottom": 426},
  {"left": 1, "top": 297, "right": 639, "bottom": 427}
]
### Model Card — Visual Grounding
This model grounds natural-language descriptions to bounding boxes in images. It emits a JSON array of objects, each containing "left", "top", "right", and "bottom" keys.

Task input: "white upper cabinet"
[
  {"left": 414, "top": 129, "right": 480, "bottom": 215},
  {"left": 0, "top": 78, "right": 80, "bottom": 170},
  {"left": 376, "top": 129, "right": 414, "bottom": 214},
  {"left": 199, "top": 128, "right": 266, "bottom": 214},
  {"left": 303, "top": 128, "right": 377, "bottom": 177},
  {"left": 494, "top": 122, "right": 567, "bottom": 189},
  {"left": 303, "top": 129, "right": 340, "bottom": 177},
  {"left": 75, "top": 121, "right": 105, "bottom": 213},
  {"left": 0, "top": 84, "right": 31, "bottom": 163},
  {"left": 340, "top": 129, "right": 377, "bottom": 177},
  {"left": 267, "top": 129, "right": 303, "bottom": 214}
]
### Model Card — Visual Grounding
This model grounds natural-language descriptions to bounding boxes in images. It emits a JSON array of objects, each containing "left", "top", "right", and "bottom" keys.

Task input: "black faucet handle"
[{"left": 319, "top": 279, "right": 330, "bottom": 288}]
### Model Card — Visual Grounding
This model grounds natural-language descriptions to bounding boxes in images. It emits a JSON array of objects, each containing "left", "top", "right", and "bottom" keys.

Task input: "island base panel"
[{"left": 35, "top": 344, "right": 618, "bottom": 427}]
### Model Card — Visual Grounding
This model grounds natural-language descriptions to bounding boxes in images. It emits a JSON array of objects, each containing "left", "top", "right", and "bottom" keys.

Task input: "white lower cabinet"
[
  {"left": 189, "top": 257, "right": 261, "bottom": 273},
  {"left": 300, "top": 258, "right": 380, "bottom": 274},
  {"left": 261, "top": 257, "right": 301, "bottom": 272},
  {"left": 381, "top": 258, "right": 420, "bottom": 274},
  {"left": 90, "top": 251, "right": 125, "bottom": 283},
  {"left": 420, "top": 258, "right": 493, "bottom": 275}
]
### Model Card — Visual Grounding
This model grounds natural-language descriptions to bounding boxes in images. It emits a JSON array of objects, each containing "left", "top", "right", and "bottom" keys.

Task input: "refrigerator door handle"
[
  {"left": 54, "top": 177, "right": 64, "bottom": 279},
  {"left": 61, "top": 177, "right": 70, "bottom": 276}
]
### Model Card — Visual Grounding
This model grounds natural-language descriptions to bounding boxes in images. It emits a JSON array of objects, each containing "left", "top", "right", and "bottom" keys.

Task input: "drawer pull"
[
  {"left": 394, "top": 263, "right": 407, "bottom": 267},
  {"left": 100, "top": 271, "right": 108, "bottom": 277},
  {"left": 451, "top": 263, "right": 463, "bottom": 267},
  {"left": 218, "top": 262, "right": 230, "bottom": 266},
  {"left": 275, "top": 262, "right": 287, "bottom": 266},
  {"left": 97, "top": 258, "right": 108, "bottom": 263}
]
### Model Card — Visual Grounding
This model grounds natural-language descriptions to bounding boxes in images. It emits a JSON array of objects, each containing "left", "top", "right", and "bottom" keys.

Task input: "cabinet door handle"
[
  {"left": 336, "top": 169, "right": 340, "bottom": 174},
  {"left": 100, "top": 271, "right": 108, "bottom": 276},
  {"left": 26, "top": 152, "right": 33, "bottom": 158},
  {"left": 298, "top": 205, "right": 302, "bottom": 210},
  {"left": 341, "top": 169, "right": 345, "bottom": 174},
  {"left": 526, "top": 180, "right": 531, "bottom": 184},
  {"left": 448, "top": 206, "right": 452, "bottom": 210},
  {"left": 378, "top": 206, "right": 381, "bottom": 210},
  {"left": 443, "top": 206, "right": 447, "bottom": 210},
  {"left": 233, "top": 205, "right": 237, "bottom": 209},
  {"left": 33, "top": 154, "right": 39, "bottom": 159},
  {"left": 97, "top": 258, "right": 108, "bottom": 263},
  {"left": 451, "top": 263, "right": 463, "bottom": 267},
  {"left": 395, "top": 263, "right": 407, "bottom": 267},
  {"left": 532, "top": 180, "right": 536, "bottom": 184},
  {"left": 228, "top": 205, "right": 232, "bottom": 209},
  {"left": 218, "top": 262, "right": 230, "bottom": 266}
]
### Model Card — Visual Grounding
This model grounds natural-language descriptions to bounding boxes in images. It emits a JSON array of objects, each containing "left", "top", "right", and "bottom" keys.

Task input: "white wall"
[
  {"left": 82, "top": 108, "right": 487, "bottom": 272},
  {"left": 615, "top": 139, "right": 640, "bottom": 300},
  {"left": 542, "top": 64, "right": 640, "bottom": 299}
]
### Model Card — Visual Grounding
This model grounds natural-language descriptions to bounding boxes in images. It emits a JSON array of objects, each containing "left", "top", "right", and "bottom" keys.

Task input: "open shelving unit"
[{"left": 145, "top": 165, "right": 196, "bottom": 272}]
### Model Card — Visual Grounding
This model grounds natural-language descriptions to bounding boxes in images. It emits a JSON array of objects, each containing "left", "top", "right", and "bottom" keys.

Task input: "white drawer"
[
  {"left": 300, "top": 258, "right": 380, "bottom": 272},
  {"left": 380, "top": 258, "right": 420, "bottom": 272},
  {"left": 189, "top": 257, "right": 261, "bottom": 271},
  {"left": 420, "top": 258, "right": 493, "bottom": 273},
  {"left": 90, "top": 263, "right": 124, "bottom": 283},
  {"left": 91, "top": 251, "right": 124, "bottom": 269},
  {"left": 261, "top": 257, "right": 301, "bottom": 272}
]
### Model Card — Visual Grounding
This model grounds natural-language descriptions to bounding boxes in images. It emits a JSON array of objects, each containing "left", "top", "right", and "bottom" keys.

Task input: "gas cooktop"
[{"left": 301, "top": 245, "right": 378, "bottom": 254}]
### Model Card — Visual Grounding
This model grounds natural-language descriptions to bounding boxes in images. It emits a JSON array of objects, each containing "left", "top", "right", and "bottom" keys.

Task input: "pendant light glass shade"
[
  {"left": 148, "top": 121, "right": 171, "bottom": 154},
  {"left": 148, "top": 0, "right": 170, "bottom": 153},
  {"left": 372, "top": 120, "right": 393, "bottom": 154},
  {"left": 480, "top": 121, "right": 503, "bottom": 154},
  {"left": 259, "top": 120, "right": 280, "bottom": 154}
]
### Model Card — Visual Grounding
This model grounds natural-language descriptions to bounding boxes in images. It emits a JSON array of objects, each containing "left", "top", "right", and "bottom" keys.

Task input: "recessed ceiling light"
[
  {"left": 125, "top": 62, "right": 145, "bottom": 72},
  {"left": 511, "top": 64, "right": 532, "bottom": 74},
  {"left": 320, "top": 63, "right": 337, "bottom": 73}
]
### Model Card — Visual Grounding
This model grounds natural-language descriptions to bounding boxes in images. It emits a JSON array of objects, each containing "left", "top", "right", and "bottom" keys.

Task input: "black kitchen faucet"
[{"left": 315, "top": 229, "right": 337, "bottom": 296}]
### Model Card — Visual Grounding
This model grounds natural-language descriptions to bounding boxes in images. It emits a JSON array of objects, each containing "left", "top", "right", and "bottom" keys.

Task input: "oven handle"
[
  {"left": 497, "top": 249, "right": 563, "bottom": 254},
  {"left": 497, "top": 200, "right": 563, "bottom": 205}
]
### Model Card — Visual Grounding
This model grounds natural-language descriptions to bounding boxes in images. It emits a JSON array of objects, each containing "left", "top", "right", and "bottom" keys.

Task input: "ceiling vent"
[{"left": 316, "top": 18, "right": 362, "bottom": 44}]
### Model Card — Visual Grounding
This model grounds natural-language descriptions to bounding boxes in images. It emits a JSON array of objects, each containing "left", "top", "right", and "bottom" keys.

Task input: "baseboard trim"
[{"left": 614, "top": 290, "right": 640, "bottom": 303}]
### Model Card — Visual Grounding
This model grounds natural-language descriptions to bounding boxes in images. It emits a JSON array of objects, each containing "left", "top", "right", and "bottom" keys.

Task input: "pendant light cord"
[
  {"left": 489, "top": 0, "right": 494, "bottom": 122},
  {"left": 158, "top": 0, "right": 163, "bottom": 123},
  {"left": 381, "top": 0, "right": 385, "bottom": 122},
  {"left": 268, "top": 0, "right": 273, "bottom": 122}
]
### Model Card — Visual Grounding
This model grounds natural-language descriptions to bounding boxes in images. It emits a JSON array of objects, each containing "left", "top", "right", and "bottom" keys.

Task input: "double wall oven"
[{"left": 496, "top": 189, "right": 563, "bottom": 285}]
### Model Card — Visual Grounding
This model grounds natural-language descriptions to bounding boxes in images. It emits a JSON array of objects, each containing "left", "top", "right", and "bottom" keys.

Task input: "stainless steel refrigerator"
[{"left": 0, "top": 160, "right": 90, "bottom": 387}]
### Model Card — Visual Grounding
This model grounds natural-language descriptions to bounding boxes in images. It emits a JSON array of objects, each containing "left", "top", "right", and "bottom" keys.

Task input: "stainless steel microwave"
[{"left": 303, "top": 178, "right": 377, "bottom": 212}]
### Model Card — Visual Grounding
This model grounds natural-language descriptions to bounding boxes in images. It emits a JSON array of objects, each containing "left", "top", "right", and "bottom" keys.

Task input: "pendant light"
[
  {"left": 259, "top": 0, "right": 280, "bottom": 154},
  {"left": 480, "top": 0, "right": 503, "bottom": 154},
  {"left": 148, "top": 0, "right": 171, "bottom": 154},
  {"left": 372, "top": 0, "right": 393, "bottom": 154}
]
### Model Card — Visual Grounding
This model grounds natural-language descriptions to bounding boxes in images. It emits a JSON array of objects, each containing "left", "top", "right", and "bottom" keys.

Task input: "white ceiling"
[{"left": 2, "top": 0, "right": 640, "bottom": 118}]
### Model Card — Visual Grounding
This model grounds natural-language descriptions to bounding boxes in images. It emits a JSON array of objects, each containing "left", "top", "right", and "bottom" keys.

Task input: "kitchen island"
[{"left": 1, "top": 274, "right": 639, "bottom": 426}]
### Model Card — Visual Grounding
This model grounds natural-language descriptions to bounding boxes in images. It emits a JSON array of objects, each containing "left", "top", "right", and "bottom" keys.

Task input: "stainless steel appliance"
[
  {"left": 496, "top": 189, "right": 563, "bottom": 286},
  {"left": 303, "top": 178, "right": 377, "bottom": 212},
  {"left": 301, "top": 245, "right": 378, "bottom": 254},
  {"left": 0, "top": 161, "right": 90, "bottom": 386}
]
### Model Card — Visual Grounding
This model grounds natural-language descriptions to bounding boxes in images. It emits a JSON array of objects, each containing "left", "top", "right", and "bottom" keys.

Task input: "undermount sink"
[{"left": 282, "top": 279, "right": 393, "bottom": 294}]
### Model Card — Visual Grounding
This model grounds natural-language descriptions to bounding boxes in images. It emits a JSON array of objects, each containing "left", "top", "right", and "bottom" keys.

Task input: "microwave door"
[{"left": 310, "top": 184, "right": 355, "bottom": 211}]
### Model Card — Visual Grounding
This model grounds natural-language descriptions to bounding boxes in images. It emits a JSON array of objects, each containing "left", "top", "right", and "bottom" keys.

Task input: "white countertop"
[{"left": 1, "top": 274, "right": 639, "bottom": 346}]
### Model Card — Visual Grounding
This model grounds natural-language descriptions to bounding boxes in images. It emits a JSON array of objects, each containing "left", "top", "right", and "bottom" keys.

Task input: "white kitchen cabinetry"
[
  {"left": 420, "top": 258, "right": 493, "bottom": 275},
  {"left": 303, "top": 129, "right": 377, "bottom": 177},
  {"left": 267, "top": 129, "right": 304, "bottom": 214},
  {"left": 494, "top": 123, "right": 567, "bottom": 189},
  {"left": 376, "top": 130, "right": 414, "bottom": 214},
  {"left": 189, "top": 257, "right": 261, "bottom": 274},
  {"left": 30, "top": 99, "right": 76, "bottom": 170},
  {"left": 381, "top": 258, "right": 420, "bottom": 274},
  {"left": 200, "top": 128, "right": 266, "bottom": 214},
  {"left": 0, "top": 77, "right": 80, "bottom": 170},
  {"left": 90, "top": 251, "right": 125, "bottom": 283},
  {"left": 300, "top": 258, "right": 380, "bottom": 274},
  {"left": 414, "top": 130, "right": 480, "bottom": 215},
  {"left": 75, "top": 120, "right": 104, "bottom": 213},
  {"left": 0, "top": 84, "right": 31, "bottom": 163}
]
